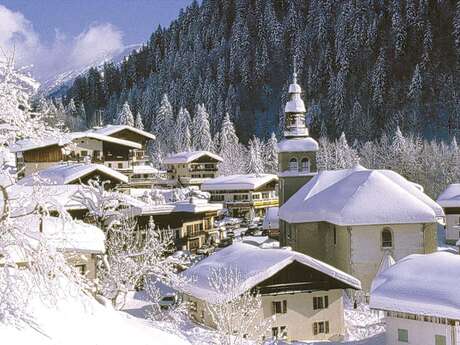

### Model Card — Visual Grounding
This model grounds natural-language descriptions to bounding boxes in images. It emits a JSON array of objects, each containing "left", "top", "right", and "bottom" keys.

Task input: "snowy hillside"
[{"left": 40, "top": 44, "right": 141, "bottom": 98}]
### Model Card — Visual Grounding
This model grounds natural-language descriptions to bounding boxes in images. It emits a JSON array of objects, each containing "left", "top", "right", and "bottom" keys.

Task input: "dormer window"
[
  {"left": 300, "top": 158, "right": 309, "bottom": 172},
  {"left": 288, "top": 158, "right": 298, "bottom": 171}
]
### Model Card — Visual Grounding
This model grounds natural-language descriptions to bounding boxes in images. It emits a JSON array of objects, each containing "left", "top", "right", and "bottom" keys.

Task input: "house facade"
[
  {"left": 437, "top": 184, "right": 460, "bottom": 244},
  {"left": 202, "top": 174, "right": 278, "bottom": 219},
  {"left": 163, "top": 151, "right": 222, "bottom": 187},
  {"left": 181, "top": 243, "right": 361, "bottom": 342},
  {"left": 370, "top": 252, "right": 460, "bottom": 345}
]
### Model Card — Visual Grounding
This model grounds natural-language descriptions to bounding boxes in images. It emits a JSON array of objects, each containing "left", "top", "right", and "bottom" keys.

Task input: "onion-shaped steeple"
[{"left": 284, "top": 67, "right": 308, "bottom": 138}]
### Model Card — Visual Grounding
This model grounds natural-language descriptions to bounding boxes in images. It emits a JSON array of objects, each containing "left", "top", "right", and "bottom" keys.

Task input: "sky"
[{"left": 0, "top": 0, "right": 193, "bottom": 80}]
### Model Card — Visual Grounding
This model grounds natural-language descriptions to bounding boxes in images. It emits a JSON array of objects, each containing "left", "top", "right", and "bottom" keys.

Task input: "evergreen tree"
[
  {"left": 135, "top": 112, "right": 144, "bottom": 130},
  {"left": 192, "top": 104, "right": 213, "bottom": 151},
  {"left": 175, "top": 107, "right": 192, "bottom": 152},
  {"left": 247, "top": 136, "right": 264, "bottom": 175},
  {"left": 116, "top": 102, "right": 135, "bottom": 126},
  {"left": 263, "top": 132, "right": 278, "bottom": 174},
  {"left": 153, "top": 94, "right": 174, "bottom": 154},
  {"left": 218, "top": 113, "right": 245, "bottom": 175}
]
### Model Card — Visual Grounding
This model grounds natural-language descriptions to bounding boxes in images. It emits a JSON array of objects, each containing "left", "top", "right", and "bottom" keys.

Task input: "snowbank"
[
  {"left": 370, "top": 251, "right": 460, "bottom": 320},
  {"left": 0, "top": 272, "right": 191, "bottom": 345},
  {"left": 280, "top": 165, "right": 443, "bottom": 225}
]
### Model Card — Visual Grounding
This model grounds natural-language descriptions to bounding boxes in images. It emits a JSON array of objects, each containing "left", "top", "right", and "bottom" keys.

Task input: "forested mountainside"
[{"left": 61, "top": 0, "right": 460, "bottom": 143}]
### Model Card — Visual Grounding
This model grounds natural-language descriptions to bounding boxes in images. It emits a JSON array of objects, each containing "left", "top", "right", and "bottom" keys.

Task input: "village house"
[
  {"left": 11, "top": 125, "right": 157, "bottom": 188},
  {"left": 122, "top": 192, "right": 222, "bottom": 252},
  {"left": 163, "top": 151, "right": 222, "bottom": 187},
  {"left": 370, "top": 252, "right": 460, "bottom": 345},
  {"left": 437, "top": 184, "right": 460, "bottom": 244},
  {"left": 180, "top": 243, "right": 361, "bottom": 342},
  {"left": 202, "top": 174, "right": 278, "bottom": 219},
  {"left": 17, "top": 163, "right": 129, "bottom": 189},
  {"left": 4, "top": 215, "right": 105, "bottom": 282}
]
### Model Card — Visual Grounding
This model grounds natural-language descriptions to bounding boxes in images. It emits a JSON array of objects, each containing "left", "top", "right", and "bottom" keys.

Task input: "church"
[{"left": 277, "top": 71, "right": 444, "bottom": 292}]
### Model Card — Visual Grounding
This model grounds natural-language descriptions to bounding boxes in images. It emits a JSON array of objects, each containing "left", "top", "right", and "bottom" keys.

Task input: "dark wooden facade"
[
  {"left": 109, "top": 129, "right": 150, "bottom": 146},
  {"left": 23, "top": 145, "right": 63, "bottom": 162}
]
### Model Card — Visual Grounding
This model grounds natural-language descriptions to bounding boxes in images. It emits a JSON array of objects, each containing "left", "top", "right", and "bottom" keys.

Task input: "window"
[
  {"left": 118, "top": 163, "right": 123, "bottom": 169},
  {"left": 382, "top": 228, "right": 393, "bottom": 248},
  {"left": 313, "top": 296, "right": 329, "bottom": 310},
  {"left": 271, "top": 326, "right": 287, "bottom": 339},
  {"left": 313, "top": 321, "right": 329, "bottom": 335},
  {"left": 398, "top": 329, "right": 408, "bottom": 343},
  {"left": 75, "top": 264, "right": 86, "bottom": 275},
  {"left": 272, "top": 300, "right": 287, "bottom": 314},
  {"left": 435, "top": 335, "right": 446, "bottom": 345},
  {"left": 81, "top": 150, "right": 88, "bottom": 157},
  {"left": 300, "top": 158, "right": 309, "bottom": 172},
  {"left": 288, "top": 158, "right": 298, "bottom": 171},
  {"left": 108, "top": 163, "right": 112, "bottom": 168}
]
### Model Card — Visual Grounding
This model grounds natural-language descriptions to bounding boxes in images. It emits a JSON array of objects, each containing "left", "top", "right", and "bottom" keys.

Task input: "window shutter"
[
  {"left": 283, "top": 300, "right": 287, "bottom": 313},
  {"left": 272, "top": 302, "right": 276, "bottom": 315},
  {"left": 313, "top": 297, "right": 317, "bottom": 310},
  {"left": 313, "top": 323, "right": 318, "bottom": 335},
  {"left": 326, "top": 321, "right": 330, "bottom": 333},
  {"left": 325, "top": 296, "right": 329, "bottom": 308}
]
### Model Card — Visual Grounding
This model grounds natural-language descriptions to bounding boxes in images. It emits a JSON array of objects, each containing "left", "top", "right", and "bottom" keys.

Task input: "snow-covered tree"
[
  {"left": 247, "top": 136, "right": 264, "bottom": 175},
  {"left": 135, "top": 112, "right": 144, "bottom": 130},
  {"left": 153, "top": 94, "right": 174, "bottom": 154},
  {"left": 206, "top": 266, "right": 274, "bottom": 345},
  {"left": 263, "top": 132, "right": 278, "bottom": 174},
  {"left": 175, "top": 107, "right": 192, "bottom": 152},
  {"left": 218, "top": 113, "right": 246, "bottom": 175},
  {"left": 192, "top": 104, "right": 213, "bottom": 151},
  {"left": 116, "top": 102, "right": 135, "bottom": 126}
]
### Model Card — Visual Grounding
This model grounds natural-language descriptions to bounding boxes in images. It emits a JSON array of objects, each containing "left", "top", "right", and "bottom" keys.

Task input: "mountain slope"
[{"left": 60, "top": 0, "right": 460, "bottom": 142}]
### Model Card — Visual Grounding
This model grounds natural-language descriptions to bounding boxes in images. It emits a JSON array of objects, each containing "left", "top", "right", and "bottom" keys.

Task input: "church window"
[
  {"left": 381, "top": 228, "right": 393, "bottom": 248},
  {"left": 288, "top": 158, "right": 298, "bottom": 171},
  {"left": 300, "top": 158, "right": 309, "bottom": 172}
]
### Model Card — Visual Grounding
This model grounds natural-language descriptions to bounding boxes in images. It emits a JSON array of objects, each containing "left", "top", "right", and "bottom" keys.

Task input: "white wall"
[
  {"left": 350, "top": 224, "right": 425, "bottom": 291},
  {"left": 386, "top": 316, "right": 458, "bottom": 345},
  {"left": 446, "top": 214, "right": 460, "bottom": 242}
]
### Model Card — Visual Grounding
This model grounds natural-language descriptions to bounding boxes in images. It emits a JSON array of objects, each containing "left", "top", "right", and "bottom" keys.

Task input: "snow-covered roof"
[
  {"left": 180, "top": 243, "right": 361, "bottom": 304},
  {"left": 370, "top": 252, "right": 460, "bottom": 320},
  {"left": 284, "top": 94, "right": 306, "bottom": 113},
  {"left": 437, "top": 183, "right": 460, "bottom": 208},
  {"left": 201, "top": 174, "right": 278, "bottom": 191},
  {"left": 242, "top": 236, "right": 279, "bottom": 248},
  {"left": 4, "top": 216, "right": 105, "bottom": 263},
  {"left": 163, "top": 151, "right": 223, "bottom": 164},
  {"left": 10, "top": 131, "right": 141, "bottom": 153},
  {"left": 132, "top": 165, "right": 159, "bottom": 175},
  {"left": 17, "top": 163, "right": 128, "bottom": 185},
  {"left": 277, "top": 137, "right": 319, "bottom": 152},
  {"left": 280, "top": 165, "right": 444, "bottom": 225},
  {"left": 262, "top": 207, "right": 279, "bottom": 229},
  {"left": 92, "top": 124, "right": 156, "bottom": 140}
]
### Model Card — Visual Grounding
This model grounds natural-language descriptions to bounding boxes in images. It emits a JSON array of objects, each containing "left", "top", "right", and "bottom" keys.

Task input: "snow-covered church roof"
[
  {"left": 437, "top": 183, "right": 460, "bottom": 208},
  {"left": 17, "top": 163, "right": 128, "bottom": 185},
  {"left": 201, "top": 174, "right": 278, "bottom": 191},
  {"left": 279, "top": 165, "right": 444, "bottom": 225},
  {"left": 180, "top": 243, "right": 361, "bottom": 304},
  {"left": 163, "top": 150, "right": 223, "bottom": 164},
  {"left": 370, "top": 252, "right": 460, "bottom": 320},
  {"left": 277, "top": 137, "right": 319, "bottom": 153}
]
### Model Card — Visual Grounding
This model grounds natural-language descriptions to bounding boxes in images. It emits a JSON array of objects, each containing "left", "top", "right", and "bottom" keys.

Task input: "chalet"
[
  {"left": 201, "top": 174, "right": 278, "bottom": 219},
  {"left": 17, "top": 163, "right": 128, "bottom": 189},
  {"left": 437, "top": 184, "right": 460, "bottom": 244},
  {"left": 180, "top": 243, "right": 361, "bottom": 342},
  {"left": 370, "top": 252, "right": 460, "bottom": 345},
  {"left": 3, "top": 215, "right": 105, "bottom": 282},
  {"left": 122, "top": 194, "right": 223, "bottom": 252},
  {"left": 163, "top": 151, "right": 222, "bottom": 187}
]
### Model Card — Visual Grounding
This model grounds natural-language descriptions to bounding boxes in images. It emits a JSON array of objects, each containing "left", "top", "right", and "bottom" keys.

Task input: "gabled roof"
[
  {"left": 437, "top": 183, "right": 460, "bottom": 208},
  {"left": 17, "top": 163, "right": 128, "bottom": 185},
  {"left": 370, "top": 252, "right": 460, "bottom": 320},
  {"left": 262, "top": 206, "right": 279, "bottom": 229},
  {"left": 180, "top": 243, "right": 361, "bottom": 304},
  {"left": 10, "top": 131, "right": 141, "bottom": 152},
  {"left": 163, "top": 150, "right": 223, "bottom": 164},
  {"left": 92, "top": 125, "right": 156, "bottom": 140},
  {"left": 279, "top": 165, "right": 443, "bottom": 226},
  {"left": 201, "top": 174, "right": 278, "bottom": 191}
]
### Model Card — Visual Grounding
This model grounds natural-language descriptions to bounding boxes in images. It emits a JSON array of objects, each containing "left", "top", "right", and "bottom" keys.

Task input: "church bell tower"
[{"left": 278, "top": 67, "right": 319, "bottom": 206}]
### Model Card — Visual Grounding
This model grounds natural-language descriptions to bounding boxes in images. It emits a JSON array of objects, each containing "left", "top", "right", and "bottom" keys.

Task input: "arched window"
[
  {"left": 288, "top": 158, "right": 298, "bottom": 171},
  {"left": 381, "top": 228, "right": 393, "bottom": 248},
  {"left": 300, "top": 158, "right": 309, "bottom": 172}
]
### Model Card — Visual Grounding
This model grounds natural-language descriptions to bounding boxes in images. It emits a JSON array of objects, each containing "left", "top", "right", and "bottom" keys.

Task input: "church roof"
[{"left": 279, "top": 165, "right": 443, "bottom": 225}]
